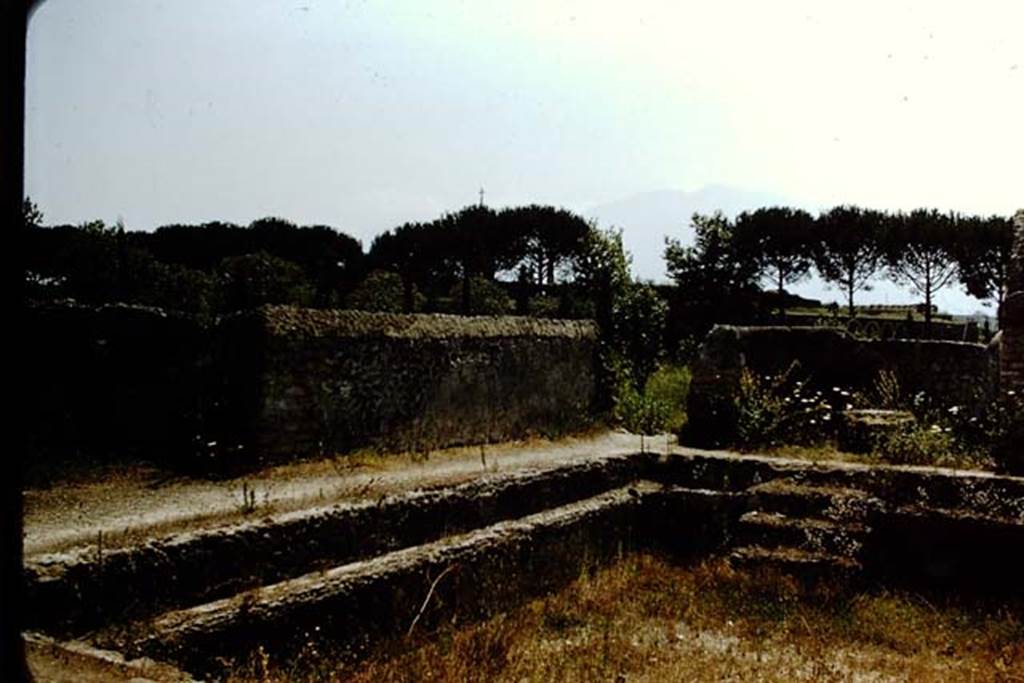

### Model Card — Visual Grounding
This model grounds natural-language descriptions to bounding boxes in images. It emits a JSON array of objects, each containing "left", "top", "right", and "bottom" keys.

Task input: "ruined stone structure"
[
  {"left": 214, "top": 306, "right": 599, "bottom": 462},
  {"left": 26, "top": 303, "right": 600, "bottom": 469},
  {"left": 1000, "top": 209, "right": 1024, "bottom": 392},
  {"left": 685, "top": 325, "right": 998, "bottom": 447},
  {"left": 24, "top": 449, "right": 1024, "bottom": 679}
]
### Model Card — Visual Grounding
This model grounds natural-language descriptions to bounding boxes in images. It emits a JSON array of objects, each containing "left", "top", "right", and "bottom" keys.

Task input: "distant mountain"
[{"left": 585, "top": 185, "right": 800, "bottom": 283}]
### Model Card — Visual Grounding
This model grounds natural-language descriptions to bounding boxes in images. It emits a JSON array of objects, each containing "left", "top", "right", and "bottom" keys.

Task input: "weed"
[
  {"left": 733, "top": 364, "right": 835, "bottom": 449},
  {"left": 240, "top": 482, "right": 257, "bottom": 514},
  {"left": 872, "top": 369, "right": 901, "bottom": 409},
  {"left": 615, "top": 363, "right": 690, "bottom": 436},
  {"left": 644, "top": 364, "right": 691, "bottom": 432}
]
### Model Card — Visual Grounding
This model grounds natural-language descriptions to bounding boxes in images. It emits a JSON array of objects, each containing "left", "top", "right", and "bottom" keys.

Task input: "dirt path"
[{"left": 24, "top": 430, "right": 655, "bottom": 557}]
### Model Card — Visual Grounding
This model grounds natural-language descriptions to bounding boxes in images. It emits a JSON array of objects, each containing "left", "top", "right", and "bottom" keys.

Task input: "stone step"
[
  {"left": 745, "top": 479, "right": 879, "bottom": 521},
  {"left": 735, "top": 511, "right": 867, "bottom": 558},
  {"left": 729, "top": 544, "right": 861, "bottom": 582}
]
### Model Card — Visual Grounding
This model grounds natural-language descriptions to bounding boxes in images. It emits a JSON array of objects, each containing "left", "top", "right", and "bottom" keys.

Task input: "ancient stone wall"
[
  {"left": 686, "top": 325, "right": 997, "bottom": 446},
  {"left": 214, "top": 306, "right": 599, "bottom": 462},
  {"left": 1000, "top": 209, "right": 1024, "bottom": 392}
]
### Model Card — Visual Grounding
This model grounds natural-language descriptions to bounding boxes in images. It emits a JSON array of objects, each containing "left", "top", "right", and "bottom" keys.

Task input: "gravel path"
[{"left": 24, "top": 430, "right": 656, "bottom": 557}]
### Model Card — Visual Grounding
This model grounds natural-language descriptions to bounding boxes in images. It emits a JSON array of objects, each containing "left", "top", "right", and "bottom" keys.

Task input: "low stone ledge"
[
  {"left": 25, "top": 451, "right": 657, "bottom": 636},
  {"left": 121, "top": 485, "right": 657, "bottom": 677},
  {"left": 837, "top": 409, "right": 916, "bottom": 454}
]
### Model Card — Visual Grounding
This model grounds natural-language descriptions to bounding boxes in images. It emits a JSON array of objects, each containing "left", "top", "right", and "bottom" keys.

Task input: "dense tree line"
[
  {"left": 665, "top": 205, "right": 1015, "bottom": 336},
  {"left": 24, "top": 206, "right": 366, "bottom": 320},
  {"left": 24, "top": 197, "right": 1016, "bottom": 388}
]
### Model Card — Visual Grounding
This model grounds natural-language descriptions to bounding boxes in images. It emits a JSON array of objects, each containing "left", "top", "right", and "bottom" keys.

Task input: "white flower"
[{"left": 948, "top": 406, "right": 960, "bottom": 415}]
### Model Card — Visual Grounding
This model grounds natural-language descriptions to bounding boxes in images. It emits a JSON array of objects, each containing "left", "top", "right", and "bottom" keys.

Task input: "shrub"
[
  {"left": 872, "top": 369, "right": 901, "bottom": 409},
  {"left": 528, "top": 295, "right": 561, "bottom": 318},
  {"left": 345, "top": 270, "right": 412, "bottom": 312},
  {"left": 984, "top": 389, "right": 1024, "bottom": 475},
  {"left": 609, "top": 361, "right": 690, "bottom": 436},
  {"left": 871, "top": 424, "right": 959, "bottom": 467},
  {"left": 609, "top": 283, "right": 667, "bottom": 389},
  {"left": 643, "top": 364, "right": 691, "bottom": 432},
  {"left": 883, "top": 388, "right": 1021, "bottom": 472},
  {"left": 449, "top": 277, "right": 514, "bottom": 315},
  {"left": 732, "top": 365, "right": 844, "bottom": 449},
  {"left": 616, "top": 385, "right": 671, "bottom": 436}
]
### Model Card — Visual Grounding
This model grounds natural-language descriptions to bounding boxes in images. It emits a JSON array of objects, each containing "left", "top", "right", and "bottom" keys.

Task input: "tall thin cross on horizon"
[{"left": 478, "top": 187, "right": 485, "bottom": 207}]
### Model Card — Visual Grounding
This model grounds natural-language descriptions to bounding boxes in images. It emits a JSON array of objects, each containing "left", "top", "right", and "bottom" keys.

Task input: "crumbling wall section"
[{"left": 685, "top": 325, "right": 997, "bottom": 446}]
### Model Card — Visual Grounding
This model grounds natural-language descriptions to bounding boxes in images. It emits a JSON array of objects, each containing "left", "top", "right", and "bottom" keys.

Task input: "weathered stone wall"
[
  {"left": 1000, "top": 209, "right": 1024, "bottom": 392},
  {"left": 685, "top": 325, "right": 997, "bottom": 446},
  {"left": 215, "top": 306, "right": 599, "bottom": 462}
]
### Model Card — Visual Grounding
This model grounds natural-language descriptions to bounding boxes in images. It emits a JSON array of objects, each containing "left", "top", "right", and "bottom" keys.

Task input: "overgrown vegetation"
[
  {"left": 226, "top": 553, "right": 1024, "bottom": 682},
  {"left": 732, "top": 365, "right": 838, "bottom": 449},
  {"left": 616, "top": 364, "right": 691, "bottom": 436},
  {"left": 727, "top": 365, "right": 1022, "bottom": 472}
]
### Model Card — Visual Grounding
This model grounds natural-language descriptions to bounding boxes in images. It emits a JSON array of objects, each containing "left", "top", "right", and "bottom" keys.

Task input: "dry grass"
[
  {"left": 759, "top": 443, "right": 871, "bottom": 464},
  {"left": 226, "top": 554, "right": 1024, "bottom": 682}
]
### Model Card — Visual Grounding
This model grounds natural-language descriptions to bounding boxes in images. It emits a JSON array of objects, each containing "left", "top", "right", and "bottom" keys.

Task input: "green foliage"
[
  {"left": 449, "top": 276, "right": 514, "bottom": 315},
  {"left": 610, "top": 283, "right": 667, "bottom": 389},
  {"left": 219, "top": 251, "right": 315, "bottom": 310},
  {"left": 142, "top": 262, "right": 223, "bottom": 322},
  {"left": 499, "top": 205, "right": 591, "bottom": 286},
  {"left": 884, "top": 209, "right": 959, "bottom": 326},
  {"left": 938, "top": 389, "right": 1024, "bottom": 474},
  {"left": 567, "top": 227, "right": 668, "bottom": 412},
  {"left": 346, "top": 270, "right": 410, "bottom": 313},
  {"left": 871, "top": 369, "right": 902, "bottom": 410},
  {"left": 813, "top": 206, "right": 886, "bottom": 316},
  {"left": 572, "top": 226, "right": 632, "bottom": 298},
  {"left": 665, "top": 212, "right": 759, "bottom": 297},
  {"left": 23, "top": 196, "right": 43, "bottom": 228},
  {"left": 527, "top": 295, "right": 562, "bottom": 318},
  {"left": 953, "top": 214, "right": 1015, "bottom": 309},
  {"left": 734, "top": 207, "right": 816, "bottom": 318},
  {"left": 614, "top": 362, "right": 691, "bottom": 436},
  {"left": 599, "top": 346, "right": 635, "bottom": 418},
  {"left": 664, "top": 212, "right": 760, "bottom": 339},
  {"left": 643, "top": 364, "right": 691, "bottom": 432},
  {"left": 871, "top": 424, "right": 965, "bottom": 468},
  {"left": 733, "top": 365, "right": 833, "bottom": 449},
  {"left": 616, "top": 385, "right": 671, "bottom": 436}
]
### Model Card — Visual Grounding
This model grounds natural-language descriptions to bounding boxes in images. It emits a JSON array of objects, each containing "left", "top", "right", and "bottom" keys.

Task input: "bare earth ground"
[{"left": 24, "top": 429, "right": 654, "bottom": 557}]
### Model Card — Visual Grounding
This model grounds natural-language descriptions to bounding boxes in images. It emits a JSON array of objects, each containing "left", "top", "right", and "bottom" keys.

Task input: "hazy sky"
[{"left": 25, "top": 1, "right": 1023, "bottom": 311}]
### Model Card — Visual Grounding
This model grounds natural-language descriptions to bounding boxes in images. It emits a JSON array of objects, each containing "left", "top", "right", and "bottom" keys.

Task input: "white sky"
[{"left": 24, "top": 1, "right": 1024, "bottom": 312}]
